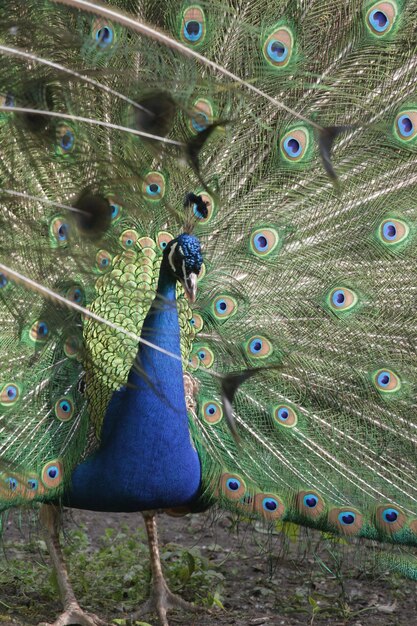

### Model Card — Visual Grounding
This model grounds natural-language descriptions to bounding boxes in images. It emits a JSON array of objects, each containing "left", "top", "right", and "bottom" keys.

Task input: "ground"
[{"left": 0, "top": 508, "right": 416, "bottom": 626}]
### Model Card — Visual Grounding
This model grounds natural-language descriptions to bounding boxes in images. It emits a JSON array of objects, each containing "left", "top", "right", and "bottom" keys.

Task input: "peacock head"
[{"left": 163, "top": 233, "right": 203, "bottom": 303}]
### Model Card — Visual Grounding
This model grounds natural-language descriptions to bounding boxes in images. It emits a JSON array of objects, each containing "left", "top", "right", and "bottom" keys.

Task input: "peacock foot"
[
  {"left": 38, "top": 603, "right": 109, "bottom": 626},
  {"left": 132, "top": 578, "right": 201, "bottom": 626}
]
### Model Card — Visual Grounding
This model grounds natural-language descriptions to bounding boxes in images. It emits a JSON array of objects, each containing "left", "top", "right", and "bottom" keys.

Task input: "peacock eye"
[
  {"left": 366, "top": 2, "right": 397, "bottom": 36},
  {"left": 96, "top": 249, "right": 113, "bottom": 272},
  {"left": 220, "top": 473, "right": 246, "bottom": 500},
  {"left": 110, "top": 202, "right": 121, "bottom": 222},
  {"left": 42, "top": 460, "right": 63, "bottom": 488},
  {"left": 212, "top": 295, "right": 237, "bottom": 320},
  {"left": 92, "top": 19, "right": 115, "bottom": 49},
  {"left": 143, "top": 172, "right": 166, "bottom": 200},
  {"left": 383, "top": 507, "right": 399, "bottom": 523},
  {"left": 192, "top": 111, "right": 208, "bottom": 133},
  {"left": 373, "top": 368, "right": 401, "bottom": 392},
  {"left": 263, "top": 26, "right": 294, "bottom": 67},
  {"left": 181, "top": 7, "right": 206, "bottom": 45},
  {"left": 157, "top": 231, "right": 173, "bottom": 252},
  {"left": 0, "top": 383, "right": 20, "bottom": 405},
  {"left": 376, "top": 504, "right": 405, "bottom": 532},
  {"left": 246, "top": 335, "right": 273, "bottom": 358},
  {"left": 147, "top": 184, "right": 160, "bottom": 196},
  {"left": 281, "top": 127, "right": 310, "bottom": 161},
  {"left": 50, "top": 217, "right": 69, "bottom": 246},
  {"left": 379, "top": 218, "right": 409, "bottom": 245},
  {"left": 189, "top": 313, "right": 203, "bottom": 331},
  {"left": 194, "top": 346, "right": 214, "bottom": 367},
  {"left": 5, "top": 477, "right": 17, "bottom": 491},
  {"left": 272, "top": 404, "right": 298, "bottom": 428},
  {"left": 30, "top": 320, "right": 49, "bottom": 342},
  {"left": 304, "top": 494, "right": 318, "bottom": 508},
  {"left": 192, "top": 192, "right": 214, "bottom": 223},
  {"left": 395, "top": 110, "right": 417, "bottom": 141},
  {"left": 328, "top": 287, "right": 358, "bottom": 313},
  {"left": 202, "top": 400, "right": 223, "bottom": 424},
  {"left": 338, "top": 511, "right": 355, "bottom": 525},
  {"left": 64, "top": 335, "right": 82, "bottom": 359},
  {"left": 27, "top": 478, "right": 38, "bottom": 490},
  {"left": 250, "top": 228, "right": 279, "bottom": 257},
  {"left": 328, "top": 506, "right": 363, "bottom": 535},
  {"left": 267, "top": 40, "right": 288, "bottom": 63},
  {"left": 65, "top": 285, "right": 84, "bottom": 304},
  {"left": 56, "top": 123, "right": 75, "bottom": 154},
  {"left": 55, "top": 397, "right": 74, "bottom": 421},
  {"left": 296, "top": 490, "right": 326, "bottom": 519},
  {"left": 263, "top": 497, "right": 277, "bottom": 512},
  {"left": 120, "top": 229, "right": 138, "bottom": 250}
]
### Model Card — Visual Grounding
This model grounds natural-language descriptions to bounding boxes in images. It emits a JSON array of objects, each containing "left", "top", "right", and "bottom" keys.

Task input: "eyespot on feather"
[
  {"left": 0, "top": 383, "right": 20, "bottom": 406},
  {"left": 190, "top": 312, "right": 203, "bottom": 332},
  {"left": 296, "top": 491, "right": 325, "bottom": 519},
  {"left": 193, "top": 192, "right": 214, "bottom": 223},
  {"left": 263, "top": 26, "right": 294, "bottom": 67},
  {"left": 120, "top": 229, "right": 138, "bottom": 250},
  {"left": 327, "top": 287, "right": 358, "bottom": 314},
  {"left": 54, "top": 397, "right": 74, "bottom": 421},
  {"left": 109, "top": 200, "right": 122, "bottom": 222},
  {"left": 378, "top": 218, "right": 410, "bottom": 245},
  {"left": 142, "top": 172, "right": 166, "bottom": 201},
  {"left": 245, "top": 335, "right": 273, "bottom": 359},
  {"left": 394, "top": 110, "right": 417, "bottom": 142},
  {"left": 212, "top": 295, "right": 237, "bottom": 320},
  {"left": 375, "top": 504, "right": 405, "bottom": 533},
  {"left": 65, "top": 285, "right": 84, "bottom": 305},
  {"left": 55, "top": 123, "right": 75, "bottom": 155},
  {"left": 25, "top": 475, "right": 44, "bottom": 498},
  {"left": 180, "top": 6, "right": 206, "bottom": 45},
  {"left": 29, "top": 320, "right": 49, "bottom": 343},
  {"left": 250, "top": 228, "right": 279, "bottom": 257},
  {"left": 220, "top": 473, "right": 246, "bottom": 501},
  {"left": 41, "top": 460, "right": 63, "bottom": 489},
  {"left": 64, "top": 335, "right": 82, "bottom": 358},
  {"left": 366, "top": 1, "right": 398, "bottom": 36},
  {"left": 272, "top": 404, "right": 298, "bottom": 428},
  {"left": 50, "top": 217, "right": 69, "bottom": 247},
  {"left": 280, "top": 127, "right": 310, "bottom": 162},
  {"left": 372, "top": 368, "right": 401, "bottom": 393},
  {"left": 201, "top": 400, "right": 223, "bottom": 424},
  {"left": 91, "top": 19, "right": 115, "bottom": 49},
  {"left": 96, "top": 249, "right": 113, "bottom": 272},
  {"left": 157, "top": 231, "right": 173, "bottom": 252},
  {"left": 254, "top": 492, "right": 285, "bottom": 521},
  {"left": 193, "top": 345, "right": 214, "bottom": 368},
  {"left": 190, "top": 99, "right": 213, "bottom": 134},
  {"left": 328, "top": 507, "right": 363, "bottom": 535}
]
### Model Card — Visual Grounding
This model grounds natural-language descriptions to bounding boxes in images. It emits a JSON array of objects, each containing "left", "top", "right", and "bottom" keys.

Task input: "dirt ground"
[{"left": 1, "top": 508, "right": 417, "bottom": 626}]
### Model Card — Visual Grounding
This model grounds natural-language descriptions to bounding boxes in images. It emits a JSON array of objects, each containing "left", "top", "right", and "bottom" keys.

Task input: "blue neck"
[{"left": 67, "top": 261, "right": 202, "bottom": 512}]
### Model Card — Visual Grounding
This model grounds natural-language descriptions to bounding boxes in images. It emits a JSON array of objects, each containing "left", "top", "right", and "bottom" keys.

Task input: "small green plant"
[{"left": 0, "top": 525, "right": 224, "bottom": 624}]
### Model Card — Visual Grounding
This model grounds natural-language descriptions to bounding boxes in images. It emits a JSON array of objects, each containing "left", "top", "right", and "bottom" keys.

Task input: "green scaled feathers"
[{"left": 0, "top": 0, "right": 416, "bottom": 583}]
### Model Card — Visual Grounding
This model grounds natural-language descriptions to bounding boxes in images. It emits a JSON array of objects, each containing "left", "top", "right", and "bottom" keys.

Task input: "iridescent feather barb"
[{"left": 0, "top": 1, "right": 416, "bottom": 625}]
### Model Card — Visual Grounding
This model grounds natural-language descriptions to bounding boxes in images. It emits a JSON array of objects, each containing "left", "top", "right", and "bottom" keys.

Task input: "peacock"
[{"left": 0, "top": 0, "right": 416, "bottom": 625}]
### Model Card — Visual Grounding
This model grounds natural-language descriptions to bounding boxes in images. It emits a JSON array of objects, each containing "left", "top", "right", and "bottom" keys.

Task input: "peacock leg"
[
  {"left": 132, "top": 511, "right": 200, "bottom": 626},
  {"left": 38, "top": 504, "right": 109, "bottom": 626}
]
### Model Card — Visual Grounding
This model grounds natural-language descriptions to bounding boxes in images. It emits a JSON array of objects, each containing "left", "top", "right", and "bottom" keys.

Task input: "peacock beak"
[{"left": 182, "top": 272, "right": 198, "bottom": 303}]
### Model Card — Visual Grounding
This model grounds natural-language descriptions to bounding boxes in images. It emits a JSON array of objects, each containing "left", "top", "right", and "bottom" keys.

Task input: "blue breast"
[{"left": 66, "top": 275, "right": 202, "bottom": 512}]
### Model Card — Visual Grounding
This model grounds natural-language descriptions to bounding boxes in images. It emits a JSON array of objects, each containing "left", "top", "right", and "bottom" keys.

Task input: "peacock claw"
[
  {"left": 132, "top": 578, "right": 201, "bottom": 626},
  {"left": 38, "top": 603, "right": 109, "bottom": 626}
]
